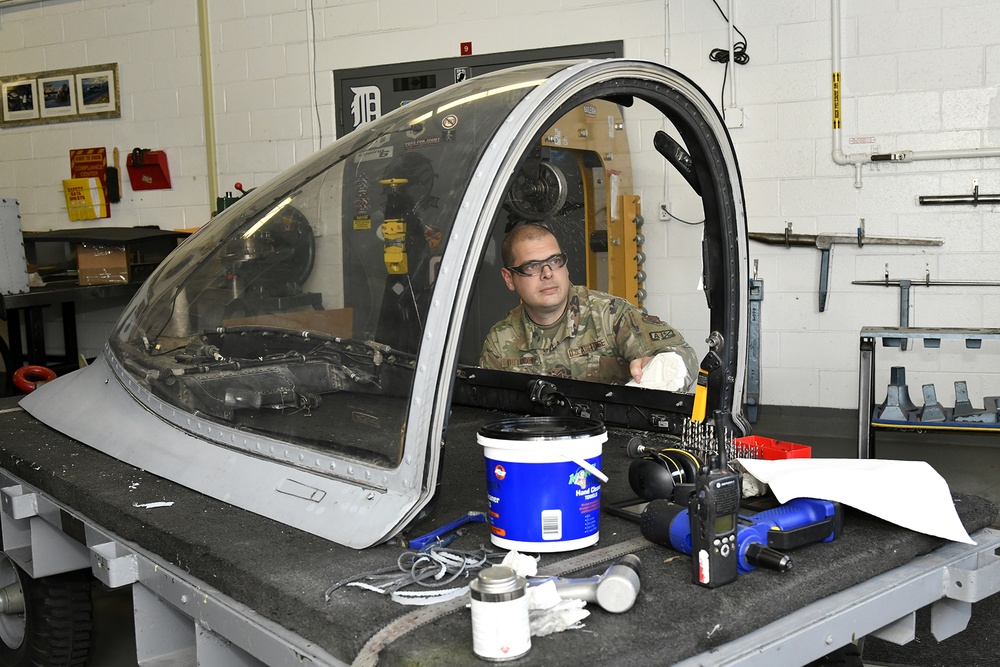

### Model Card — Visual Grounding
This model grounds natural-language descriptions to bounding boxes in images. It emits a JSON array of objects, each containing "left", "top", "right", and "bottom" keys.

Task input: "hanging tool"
[
  {"left": 106, "top": 147, "right": 122, "bottom": 203},
  {"left": 748, "top": 220, "right": 943, "bottom": 312},
  {"left": 853, "top": 265, "right": 1000, "bottom": 331},
  {"left": 919, "top": 182, "right": 1000, "bottom": 206},
  {"left": 747, "top": 260, "right": 763, "bottom": 423}
]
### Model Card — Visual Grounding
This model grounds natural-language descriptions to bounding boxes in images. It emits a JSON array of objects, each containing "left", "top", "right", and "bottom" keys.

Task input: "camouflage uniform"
[{"left": 479, "top": 284, "right": 699, "bottom": 386}]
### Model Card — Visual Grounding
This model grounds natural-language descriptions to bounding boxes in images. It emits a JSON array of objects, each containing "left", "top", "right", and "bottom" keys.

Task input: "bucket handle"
[{"left": 565, "top": 456, "right": 609, "bottom": 483}]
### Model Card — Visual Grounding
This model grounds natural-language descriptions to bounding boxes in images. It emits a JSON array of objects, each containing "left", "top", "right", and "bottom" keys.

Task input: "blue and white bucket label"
[{"left": 485, "top": 455, "right": 602, "bottom": 551}]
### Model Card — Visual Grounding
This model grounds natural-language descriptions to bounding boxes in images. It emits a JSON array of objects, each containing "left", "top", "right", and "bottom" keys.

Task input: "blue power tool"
[{"left": 640, "top": 497, "right": 842, "bottom": 574}]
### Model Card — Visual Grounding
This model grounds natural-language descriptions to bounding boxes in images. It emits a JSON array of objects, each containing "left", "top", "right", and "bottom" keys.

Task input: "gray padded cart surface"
[{"left": 0, "top": 398, "right": 995, "bottom": 666}]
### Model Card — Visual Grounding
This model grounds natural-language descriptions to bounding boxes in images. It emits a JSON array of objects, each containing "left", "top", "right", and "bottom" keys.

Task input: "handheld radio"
[{"left": 688, "top": 411, "right": 740, "bottom": 588}]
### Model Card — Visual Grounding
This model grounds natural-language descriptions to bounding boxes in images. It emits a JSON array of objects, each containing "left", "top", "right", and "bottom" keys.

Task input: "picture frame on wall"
[
  {"left": 75, "top": 67, "right": 116, "bottom": 115},
  {"left": 2, "top": 79, "right": 39, "bottom": 122},
  {"left": 0, "top": 63, "right": 119, "bottom": 129},
  {"left": 39, "top": 75, "right": 77, "bottom": 118}
]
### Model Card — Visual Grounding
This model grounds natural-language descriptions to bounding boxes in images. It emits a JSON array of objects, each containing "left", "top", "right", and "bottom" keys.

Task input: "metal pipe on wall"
[
  {"left": 830, "top": 0, "right": 1000, "bottom": 188},
  {"left": 198, "top": 0, "right": 219, "bottom": 212},
  {"left": 663, "top": 0, "right": 671, "bottom": 65},
  {"left": 306, "top": 0, "right": 322, "bottom": 151},
  {"left": 830, "top": 0, "right": 869, "bottom": 188},
  {"left": 727, "top": 0, "right": 737, "bottom": 109}
]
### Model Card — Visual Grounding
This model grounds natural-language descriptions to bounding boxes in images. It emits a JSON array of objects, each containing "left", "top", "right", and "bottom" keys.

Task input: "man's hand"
[
  {"left": 628, "top": 353, "right": 691, "bottom": 391},
  {"left": 629, "top": 356, "right": 654, "bottom": 384}
]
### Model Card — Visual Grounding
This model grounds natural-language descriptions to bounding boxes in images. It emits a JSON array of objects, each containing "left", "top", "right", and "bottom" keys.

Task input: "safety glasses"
[{"left": 506, "top": 252, "right": 568, "bottom": 277}]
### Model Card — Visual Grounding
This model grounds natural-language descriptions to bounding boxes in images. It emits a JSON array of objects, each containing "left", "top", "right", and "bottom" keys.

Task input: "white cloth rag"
[
  {"left": 503, "top": 550, "right": 590, "bottom": 636},
  {"left": 527, "top": 580, "right": 590, "bottom": 636},
  {"left": 626, "top": 351, "right": 688, "bottom": 391},
  {"left": 500, "top": 550, "right": 538, "bottom": 577}
]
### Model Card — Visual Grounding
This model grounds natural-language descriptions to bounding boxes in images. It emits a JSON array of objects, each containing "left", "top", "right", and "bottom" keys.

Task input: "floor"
[{"left": 0, "top": 382, "right": 991, "bottom": 666}]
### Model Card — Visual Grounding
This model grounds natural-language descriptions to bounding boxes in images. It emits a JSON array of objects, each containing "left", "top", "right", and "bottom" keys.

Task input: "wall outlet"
[
  {"left": 659, "top": 203, "right": 670, "bottom": 221},
  {"left": 725, "top": 107, "right": 744, "bottom": 129}
]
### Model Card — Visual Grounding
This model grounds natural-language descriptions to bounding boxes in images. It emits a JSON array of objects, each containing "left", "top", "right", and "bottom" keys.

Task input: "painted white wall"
[{"left": 2, "top": 0, "right": 999, "bottom": 412}]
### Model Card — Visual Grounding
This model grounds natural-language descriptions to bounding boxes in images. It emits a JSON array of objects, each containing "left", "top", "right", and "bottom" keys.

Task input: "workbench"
[
  {"left": 0, "top": 228, "right": 187, "bottom": 389},
  {"left": 0, "top": 281, "right": 141, "bottom": 378},
  {"left": 0, "top": 397, "right": 997, "bottom": 667}
]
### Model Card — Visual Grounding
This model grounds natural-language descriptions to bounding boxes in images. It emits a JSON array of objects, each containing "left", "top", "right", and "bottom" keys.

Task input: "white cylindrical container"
[
  {"left": 470, "top": 566, "right": 531, "bottom": 661},
  {"left": 478, "top": 417, "right": 606, "bottom": 552}
]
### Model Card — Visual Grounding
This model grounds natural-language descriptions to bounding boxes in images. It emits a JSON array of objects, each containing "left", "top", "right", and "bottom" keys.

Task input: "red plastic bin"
[{"left": 733, "top": 435, "right": 811, "bottom": 460}]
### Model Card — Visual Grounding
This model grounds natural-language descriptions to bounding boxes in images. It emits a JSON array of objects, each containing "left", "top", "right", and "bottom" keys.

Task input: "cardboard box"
[
  {"left": 22, "top": 228, "right": 187, "bottom": 286},
  {"left": 77, "top": 243, "right": 129, "bottom": 285}
]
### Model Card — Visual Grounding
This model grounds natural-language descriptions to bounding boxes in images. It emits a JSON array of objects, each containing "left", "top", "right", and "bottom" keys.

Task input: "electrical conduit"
[
  {"left": 198, "top": 0, "right": 219, "bottom": 211},
  {"left": 830, "top": 0, "right": 1000, "bottom": 188}
]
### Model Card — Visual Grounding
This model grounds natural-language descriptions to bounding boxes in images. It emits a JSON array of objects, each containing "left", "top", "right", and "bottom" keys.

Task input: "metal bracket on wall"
[
  {"left": 749, "top": 221, "right": 943, "bottom": 312},
  {"left": 853, "top": 266, "right": 1000, "bottom": 350},
  {"left": 746, "top": 273, "right": 763, "bottom": 422},
  {"left": 919, "top": 183, "right": 1000, "bottom": 206}
]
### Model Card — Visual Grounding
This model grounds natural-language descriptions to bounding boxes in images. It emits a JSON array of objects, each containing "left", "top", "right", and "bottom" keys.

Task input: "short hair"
[{"left": 501, "top": 223, "right": 559, "bottom": 267}]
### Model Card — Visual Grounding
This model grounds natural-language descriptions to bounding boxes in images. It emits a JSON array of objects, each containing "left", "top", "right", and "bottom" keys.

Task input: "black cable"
[
  {"left": 661, "top": 205, "right": 705, "bottom": 225},
  {"left": 709, "top": 41, "right": 749, "bottom": 66},
  {"left": 308, "top": 0, "right": 323, "bottom": 147},
  {"left": 707, "top": 0, "right": 750, "bottom": 113}
]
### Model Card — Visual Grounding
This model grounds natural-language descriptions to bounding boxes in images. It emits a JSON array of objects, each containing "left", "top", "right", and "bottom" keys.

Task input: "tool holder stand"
[{"left": 858, "top": 326, "right": 1000, "bottom": 458}]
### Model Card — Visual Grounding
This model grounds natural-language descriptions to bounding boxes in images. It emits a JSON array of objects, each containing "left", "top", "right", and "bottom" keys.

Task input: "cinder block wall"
[{"left": 1, "top": 0, "right": 998, "bottom": 411}]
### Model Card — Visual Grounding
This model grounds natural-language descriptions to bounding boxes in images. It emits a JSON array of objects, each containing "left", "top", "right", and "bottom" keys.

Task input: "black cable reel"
[{"left": 626, "top": 436, "right": 703, "bottom": 503}]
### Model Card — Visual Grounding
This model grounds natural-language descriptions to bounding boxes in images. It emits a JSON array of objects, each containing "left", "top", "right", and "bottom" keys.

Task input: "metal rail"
[
  {"left": 675, "top": 527, "right": 1000, "bottom": 666},
  {"left": 0, "top": 468, "right": 346, "bottom": 667}
]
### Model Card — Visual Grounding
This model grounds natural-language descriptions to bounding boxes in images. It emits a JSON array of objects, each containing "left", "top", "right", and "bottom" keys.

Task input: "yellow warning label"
[{"left": 832, "top": 72, "right": 841, "bottom": 130}]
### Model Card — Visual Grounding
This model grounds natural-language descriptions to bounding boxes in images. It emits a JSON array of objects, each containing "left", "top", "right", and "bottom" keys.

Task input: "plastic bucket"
[{"left": 478, "top": 417, "right": 607, "bottom": 552}]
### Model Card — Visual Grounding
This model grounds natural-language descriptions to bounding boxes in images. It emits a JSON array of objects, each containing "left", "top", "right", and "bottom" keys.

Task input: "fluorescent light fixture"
[
  {"left": 242, "top": 196, "right": 293, "bottom": 238},
  {"left": 436, "top": 80, "right": 544, "bottom": 114}
]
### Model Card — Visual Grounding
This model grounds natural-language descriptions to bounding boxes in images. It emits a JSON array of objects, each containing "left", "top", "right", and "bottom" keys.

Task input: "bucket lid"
[{"left": 478, "top": 416, "right": 606, "bottom": 440}]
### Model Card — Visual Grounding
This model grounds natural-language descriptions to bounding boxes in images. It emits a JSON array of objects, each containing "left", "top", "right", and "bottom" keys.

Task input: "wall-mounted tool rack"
[{"left": 858, "top": 326, "right": 1000, "bottom": 458}]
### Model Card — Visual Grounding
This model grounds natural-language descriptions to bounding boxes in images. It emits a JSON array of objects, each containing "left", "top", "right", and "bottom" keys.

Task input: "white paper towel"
[{"left": 737, "top": 457, "right": 974, "bottom": 545}]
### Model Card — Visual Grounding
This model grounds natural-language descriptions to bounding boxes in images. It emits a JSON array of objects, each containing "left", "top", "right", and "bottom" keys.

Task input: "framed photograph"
[
  {"left": 76, "top": 67, "right": 117, "bottom": 115},
  {"left": 0, "top": 63, "right": 119, "bottom": 129},
  {"left": 39, "top": 75, "right": 77, "bottom": 118},
  {"left": 2, "top": 79, "right": 39, "bottom": 122}
]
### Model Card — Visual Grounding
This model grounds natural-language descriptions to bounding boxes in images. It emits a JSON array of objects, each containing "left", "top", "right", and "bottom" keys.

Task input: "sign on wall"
[{"left": 333, "top": 42, "right": 623, "bottom": 138}]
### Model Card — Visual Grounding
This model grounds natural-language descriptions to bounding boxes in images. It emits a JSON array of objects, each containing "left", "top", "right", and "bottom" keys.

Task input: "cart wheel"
[{"left": 0, "top": 554, "right": 93, "bottom": 667}]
